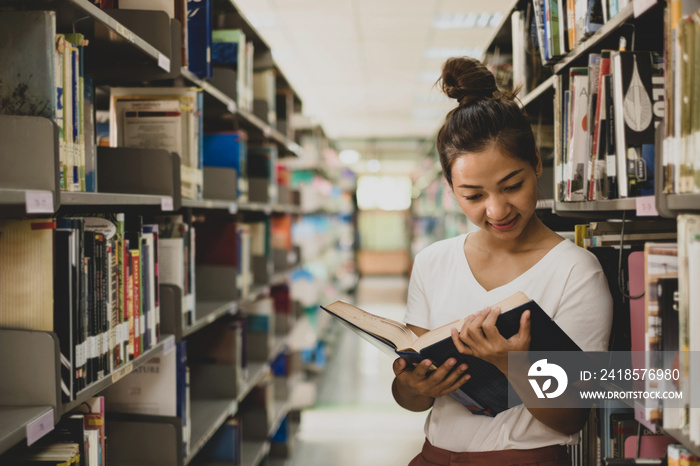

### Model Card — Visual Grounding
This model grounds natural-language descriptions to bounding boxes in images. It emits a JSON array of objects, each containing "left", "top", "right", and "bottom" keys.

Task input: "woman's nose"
[{"left": 486, "top": 195, "right": 511, "bottom": 220}]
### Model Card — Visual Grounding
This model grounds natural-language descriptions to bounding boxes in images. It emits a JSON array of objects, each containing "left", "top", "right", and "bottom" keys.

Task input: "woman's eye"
[
  {"left": 464, "top": 194, "right": 482, "bottom": 201},
  {"left": 504, "top": 182, "right": 524, "bottom": 192}
]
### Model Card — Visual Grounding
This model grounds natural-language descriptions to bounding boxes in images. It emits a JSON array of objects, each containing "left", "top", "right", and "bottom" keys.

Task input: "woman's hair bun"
[{"left": 439, "top": 57, "right": 499, "bottom": 106}]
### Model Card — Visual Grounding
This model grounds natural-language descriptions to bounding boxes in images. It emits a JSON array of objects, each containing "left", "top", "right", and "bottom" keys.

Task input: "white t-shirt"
[{"left": 405, "top": 233, "right": 613, "bottom": 452}]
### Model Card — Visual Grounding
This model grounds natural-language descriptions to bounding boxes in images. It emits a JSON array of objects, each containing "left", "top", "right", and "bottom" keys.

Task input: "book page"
[
  {"left": 322, "top": 301, "right": 415, "bottom": 351},
  {"left": 411, "top": 291, "right": 530, "bottom": 351}
]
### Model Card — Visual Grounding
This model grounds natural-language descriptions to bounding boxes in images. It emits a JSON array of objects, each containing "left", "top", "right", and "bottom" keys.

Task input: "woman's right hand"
[{"left": 392, "top": 357, "right": 470, "bottom": 400}]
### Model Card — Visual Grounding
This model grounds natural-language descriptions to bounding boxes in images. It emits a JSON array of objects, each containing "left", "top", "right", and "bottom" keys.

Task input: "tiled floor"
[{"left": 290, "top": 276, "right": 427, "bottom": 466}]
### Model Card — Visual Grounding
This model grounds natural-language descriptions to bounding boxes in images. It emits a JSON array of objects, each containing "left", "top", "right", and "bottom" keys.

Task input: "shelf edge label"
[
  {"left": 26, "top": 409, "right": 54, "bottom": 446},
  {"left": 161, "top": 196, "right": 174, "bottom": 211},
  {"left": 163, "top": 337, "right": 175, "bottom": 356},
  {"left": 25, "top": 190, "right": 54, "bottom": 214},
  {"left": 112, "top": 363, "right": 133, "bottom": 383},
  {"left": 635, "top": 195, "right": 659, "bottom": 217}
]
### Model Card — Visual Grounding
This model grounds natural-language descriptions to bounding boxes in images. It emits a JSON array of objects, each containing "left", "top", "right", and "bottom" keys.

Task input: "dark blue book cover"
[{"left": 187, "top": 0, "right": 213, "bottom": 78}]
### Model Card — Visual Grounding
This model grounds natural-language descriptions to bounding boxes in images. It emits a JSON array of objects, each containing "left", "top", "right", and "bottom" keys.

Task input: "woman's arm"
[
  {"left": 391, "top": 324, "right": 471, "bottom": 412},
  {"left": 451, "top": 307, "right": 588, "bottom": 435}
]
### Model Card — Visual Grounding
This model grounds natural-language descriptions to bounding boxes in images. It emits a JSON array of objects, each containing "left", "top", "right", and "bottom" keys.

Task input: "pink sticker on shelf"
[
  {"left": 635, "top": 196, "right": 659, "bottom": 217},
  {"left": 26, "top": 409, "right": 54, "bottom": 446}
]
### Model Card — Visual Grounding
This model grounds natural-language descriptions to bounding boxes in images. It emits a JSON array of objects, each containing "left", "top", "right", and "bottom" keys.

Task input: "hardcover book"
[
  {"left": 611, "top": 51, "right": 655, "bottom": 197},
  {"left": 321, "top": 291, "right": 581, "bottom": 416},
  {"left": 187, "top": 0, "right": 212, "bottom": 78}
]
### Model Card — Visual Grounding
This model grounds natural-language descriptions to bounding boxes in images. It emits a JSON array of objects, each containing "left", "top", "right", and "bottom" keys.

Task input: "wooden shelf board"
[
  {"left": 553, "top": 2, "right": 635, "bottom": 73},
  {"left": 0, "top": 406, "right": 54, "bottom": 456},
  {"left": 61, "top": 192, "right": 168, "bottom": 207},
  {"left": 241, "top": 440, "right": 270, "bottom": 466},
  {"left": 666, "top": 193, "right": 700, "bottom": 212},
  {"left": 183, "top": 300, "right": 238, "bottom": 338},
  {"left": 182, "top": 198, "right": 238, "bottom": 211},
  {"left": 184, "top": 399, "right": 238, "bottom": 465},
  {"left": 62, "top": 335, "right": 175, "bottom": 415},
  {"left": 554, "top": 198, "right": 637, "bottom": 214},
  {"left": 521, "top": 75, "right": 556, "bottom": 108}
]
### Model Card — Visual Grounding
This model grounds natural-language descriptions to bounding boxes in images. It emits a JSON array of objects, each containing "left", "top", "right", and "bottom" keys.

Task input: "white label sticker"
[
  {"left": 158, "top": 53, "right": 171, "bottom": 72},
  {"left": 264, "top": 205, "right": 273, "bottom": 215},
  {"left": 228, "top": 203, "right": 238, "bottom": 214},
  {"left": 115, "top": 23, "right": 133, "bottom": 42},
  {"left": 161, "top": 196, "right": 174, "bottom": 211},
  {"left": 26, "top": 409, "right": 54, "bottom": 446},
  {"left": 635, "top": 195, "right": 659, "bottom": 217},
  {"left": 112, "top": 363, "right": 133, "bottom": 383},
  {"left": 227, "top": 101, "right": 237, "bottom": 114},
  {"left": 25, "top": 190, "right": 54, "bottom": 214},
  {"left": 163, "top": 337, "right": 175, "bottom": 356}
]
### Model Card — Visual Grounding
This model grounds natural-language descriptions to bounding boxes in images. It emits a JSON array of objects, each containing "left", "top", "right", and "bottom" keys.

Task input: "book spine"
[
  {"left": 55, "top": 35, "right": 66, "bottom": 191},
  {"left": 132, "top": 248, "right": 142, "bottom": 359},
  {"left": 126, "top": 244, "right": 134, "bottom": 361}
]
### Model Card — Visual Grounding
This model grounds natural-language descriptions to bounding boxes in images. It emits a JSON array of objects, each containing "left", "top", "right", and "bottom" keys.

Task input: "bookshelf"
[
  {"left": 410, "top": 0, "right": 700, "bottom": 461},
  {"left": 0, "top": 0, "right": 351, "bottom": 465}
]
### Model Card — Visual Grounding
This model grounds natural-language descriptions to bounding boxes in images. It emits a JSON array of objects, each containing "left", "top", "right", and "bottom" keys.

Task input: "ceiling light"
[
  {"left": 367, "top": 159, "right": 382, "bottom": 173},
  {"left": 424, "top": 47, "right": 484, "bottom": 60},
  {"left": 432, "top": 12, "right": 503, "bottom": 29},
  {"left": 339, "top": 149, "right": 360, "bottom": 164}
]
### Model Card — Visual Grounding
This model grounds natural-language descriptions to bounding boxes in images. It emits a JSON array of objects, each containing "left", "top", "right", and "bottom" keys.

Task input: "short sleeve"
[
  {"left": 405, "top": 253, "right": 431, "bottom": 329},
  {"left": 551, "top": 261, "right": 613, "bottom": 352}
]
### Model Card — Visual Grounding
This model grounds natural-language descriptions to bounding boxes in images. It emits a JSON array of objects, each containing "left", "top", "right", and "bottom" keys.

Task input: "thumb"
[
  {"left": 518, "top": 310, "right": 531, "bottom": 341},
  {"left": 393, "top": 357, "right": 407, "bottom": 375}
]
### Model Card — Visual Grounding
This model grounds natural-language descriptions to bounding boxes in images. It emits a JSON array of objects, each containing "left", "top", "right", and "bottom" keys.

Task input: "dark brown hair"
[{"left": 436, "top": 57, "right": 538, "bottom": 187}]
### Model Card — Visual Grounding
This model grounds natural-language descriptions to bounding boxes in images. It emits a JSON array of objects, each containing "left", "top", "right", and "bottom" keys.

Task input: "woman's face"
[{"left": 451, "top": 144, "right": 540, "bottom": 241}]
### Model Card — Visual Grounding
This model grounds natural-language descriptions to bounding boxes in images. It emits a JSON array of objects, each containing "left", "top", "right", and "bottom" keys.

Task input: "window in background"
[{"left": 356, "top": 176, "right": 412, "bottom": 211}]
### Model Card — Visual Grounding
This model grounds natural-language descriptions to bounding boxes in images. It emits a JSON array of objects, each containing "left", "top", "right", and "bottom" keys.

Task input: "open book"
[{"left": 321, "top": 292, "right": 581, "bottom": 416}]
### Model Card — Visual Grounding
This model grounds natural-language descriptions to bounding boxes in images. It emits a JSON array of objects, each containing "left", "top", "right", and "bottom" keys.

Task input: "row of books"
[
  {"left": 203, "top": 131, "right": 295, "bottom": 204},
  {"left": 0, "top": 212, "right": 208, "bottom": 400},
  {"left": 662, "top": 8, "right": 700, "bottom": 195},
  {"left": 109, "top": 87, "right": 204, "bottom": 200},
  {"left": 589, "top": 215, "right": 700, "bottom": 447},
  {"left": 574, "top": 219, "right": 677, "bottom": 248},
  {"left": 95, "top": 0, "right": 278, "bottom": 119},
  {"left": 0, "top": 216, "right": 162, "bottom": 400},
  {"left": 531, "top": 0, "right": 611, "bottom": 64},
  {"left": 556, "top": 49, "right": 664, "bottom": 202},
  {"left": 0, "top": 11, "right": 95, "bottom": 193},
  {"left": 0, "top": 11, "right": 293, "bottom": 201}
]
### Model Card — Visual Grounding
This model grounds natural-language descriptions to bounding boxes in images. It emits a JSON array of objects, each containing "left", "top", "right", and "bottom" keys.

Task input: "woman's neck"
[{"left": 476, "top": 216, "right": 556, "bottom": 255}]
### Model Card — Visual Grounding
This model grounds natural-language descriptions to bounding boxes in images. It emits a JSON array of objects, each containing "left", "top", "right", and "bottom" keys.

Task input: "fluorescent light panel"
[
  {"left": 423, "top": 47, "right": 484, "bottom": 60},
  {"left": 432, "top": 12, "right": 504, "bottom": 29}
]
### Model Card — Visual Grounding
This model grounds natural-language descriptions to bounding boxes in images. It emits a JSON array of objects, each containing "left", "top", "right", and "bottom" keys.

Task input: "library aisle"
[{"left": 290, "top": 276, "right": 426, "bottom": 466}]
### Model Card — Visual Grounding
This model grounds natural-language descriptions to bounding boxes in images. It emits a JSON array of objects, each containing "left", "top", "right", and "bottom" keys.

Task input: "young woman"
[{"left": 392, "top": 57, "right": 613, "bottom": 465}]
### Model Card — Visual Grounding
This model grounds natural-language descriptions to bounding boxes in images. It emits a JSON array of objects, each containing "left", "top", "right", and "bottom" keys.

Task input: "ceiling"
[{"left": 233, "top": 0, "right": 514, "bottom": 172}]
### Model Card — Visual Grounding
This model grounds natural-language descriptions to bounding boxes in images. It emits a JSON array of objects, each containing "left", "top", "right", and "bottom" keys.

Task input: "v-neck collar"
[{"left": 459, "top": 232, "right": 567, "bottom": 295}]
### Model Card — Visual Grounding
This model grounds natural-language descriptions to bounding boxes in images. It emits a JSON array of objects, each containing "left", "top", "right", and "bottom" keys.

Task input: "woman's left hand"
[{"left": 450, "top": 306, "right": 531, "bottom": 374}]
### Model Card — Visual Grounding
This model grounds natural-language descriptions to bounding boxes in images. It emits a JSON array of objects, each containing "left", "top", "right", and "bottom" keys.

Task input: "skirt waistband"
[{"left": 419, "top": 439, "right": 570, "bottom": 465}]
